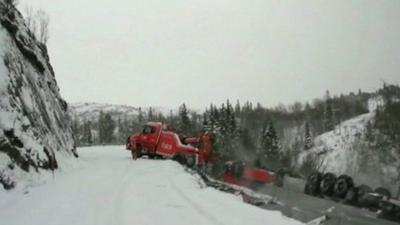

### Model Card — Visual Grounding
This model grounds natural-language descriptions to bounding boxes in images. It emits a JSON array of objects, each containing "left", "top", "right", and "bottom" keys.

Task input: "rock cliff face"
[{"left": 0, "top": 1, "right": 76, "bottom": 190}]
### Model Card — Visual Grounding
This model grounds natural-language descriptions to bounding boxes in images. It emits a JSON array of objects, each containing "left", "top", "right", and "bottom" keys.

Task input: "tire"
[
  {"left": 344, "top": 186, "right": 358, "bottom": 204},
  {"left": 172, "top": 154, "right": 186, "bottom": 165},
  {"left": 304, "top": 171, "right": 323, "bottom": 196},
  {"left": 131, "top": 145, "right": 142, "bottom": 159},
  {"left": 357, "top": 184, "right": 372, "bottom": 198},
  {"left": 136, "top": 145, "right": 143, "bottom": 158},
  {"left": 334, "top": 175, "right": 354, "bottom": 198},
  {"left": 185, "top": 155, "right": 195, "bottom": 168},
  {"left": 375, "top": 187, "right": 392, "bottom": 200},
  {"left": 320, "top": 172, "right": 336, "bottom": 196},
  {"left": 357, "top": 185, "right": 374, "bottom": 207}
]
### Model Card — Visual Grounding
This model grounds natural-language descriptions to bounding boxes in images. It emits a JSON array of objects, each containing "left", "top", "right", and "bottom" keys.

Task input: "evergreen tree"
[
  {"left": 103, "top": 113, "right": 116, "bottom": 143},
  {"left": 259, "top": 122, "right": 280, "bottom": 169},
  {"left": 98, "top": 111, "right": 106, "bottom": 144},
  {"left": 71, "top": 116, "right": 81, "bottom": 145},
  {"left": 138, "top": 107, "right": 144, "bottom": 124},
  {"left": 98, "top": 112, "right": 115, "bottom": 144},
  {"left": 147, "top": 107, "right": 154, "bottom": 121},
  {"left": 178, "top": 103, "right": 191, "bottom": 134},
  {"left": 323, "top": 90, "right": 334, "bottom": 131},
  {"left": 82, "top": 121, "right": 93, "bottom": 145},
  {"left": 239, "top": 128, "right": 255, "bottom": 152},
  {"left": 234, "top": 100, "right": 241, "bottom": 117},
  {"left": 304, "top": 121, "right": 313, "bottom": 150}
]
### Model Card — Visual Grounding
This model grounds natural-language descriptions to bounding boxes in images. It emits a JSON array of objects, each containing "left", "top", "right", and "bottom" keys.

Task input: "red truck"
[{"left": 126, "top": 122, "right": 214, "bottom": 167}]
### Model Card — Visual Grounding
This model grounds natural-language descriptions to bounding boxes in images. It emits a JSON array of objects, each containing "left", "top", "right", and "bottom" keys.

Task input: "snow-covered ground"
[{"left": 0, "top": 146, "right": 304, "bottom": 225}]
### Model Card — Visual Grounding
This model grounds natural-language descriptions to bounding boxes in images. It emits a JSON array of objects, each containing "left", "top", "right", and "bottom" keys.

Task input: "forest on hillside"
[{"left": 70, "top": 85, "right": 392, "bottom": 166}]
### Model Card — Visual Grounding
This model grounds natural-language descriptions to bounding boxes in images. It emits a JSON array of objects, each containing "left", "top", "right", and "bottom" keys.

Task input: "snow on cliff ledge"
[{"left": 0, "top": 2, "right": 76, "bottom": 190}]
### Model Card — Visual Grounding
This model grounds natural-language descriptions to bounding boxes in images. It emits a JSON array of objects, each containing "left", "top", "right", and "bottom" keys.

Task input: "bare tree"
[
  {"left": 24, "top": 5, "right": 37, "bottom": 37},
  {"left": 23, "top": 6, "right": 50, "bottom": 44},
  {"left": 36, "top": 9, "right": 50, "bottom": 44}
]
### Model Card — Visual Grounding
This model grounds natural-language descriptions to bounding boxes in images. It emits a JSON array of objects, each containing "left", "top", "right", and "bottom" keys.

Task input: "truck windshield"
[{"left": 142, "top": 125, "right": 156, "bottom": 134}]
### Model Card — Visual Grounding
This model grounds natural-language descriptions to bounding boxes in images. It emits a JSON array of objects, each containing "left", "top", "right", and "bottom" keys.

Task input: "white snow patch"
[{"left": 0, "top": 146, "right": 304, "bottom": 225}]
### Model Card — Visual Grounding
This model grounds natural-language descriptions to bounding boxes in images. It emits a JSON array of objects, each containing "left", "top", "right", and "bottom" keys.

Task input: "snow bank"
[{"left": 0, "top": 146, "right": 304, "bottom": 225}]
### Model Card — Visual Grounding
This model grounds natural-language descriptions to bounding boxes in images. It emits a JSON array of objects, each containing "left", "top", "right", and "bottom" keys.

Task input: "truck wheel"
[
  {"left": 334, "top": 175, "right": 354, "bottom": 198},
  {"left": 185, "top": 155, "right": 195, "bottom": 168},
  {"left": 357, "top": 184, "right": 372, "bottom": 197},
  {"left": 320, "top": 172, "right": 336, "bottom": 196},
  {"left": 356, "top": 184, "right": 373, "bottom": 207},
  {"left": 344, "top": 186, "right": 358, "bottom": 204},
  {"left": 136, "top": 145, "right": 143, "bottom": 158},
  {"left": 305, "top": 171, "right": 322, "bottom": 196},
  {"left": 375, "top": 187, "right": 391, "bottom": 200},
  {"left": 172, "top": 155, "right": 186, "bottom": 165}
]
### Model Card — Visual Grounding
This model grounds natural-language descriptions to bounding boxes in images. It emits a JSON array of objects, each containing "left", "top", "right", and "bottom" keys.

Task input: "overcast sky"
[{"left": 19, "top": 0, "right": 400, "bottom": 109}]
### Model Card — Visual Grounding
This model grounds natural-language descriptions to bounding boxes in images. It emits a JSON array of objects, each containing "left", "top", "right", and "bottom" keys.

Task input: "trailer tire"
[
  {"left": 344, "top": 186, "right": 358, "bottom": 204},
  {"left": 375, "top": 187, "right": 391, "bottom": 200},
  {"left": 305, "top": 171, "right": 322, "bottom": 196},
  {"left": 320, "top": 172, "right": 336, "bottom": 196},
  {"left": 334, "top": 175, "right": 354, "bottom": 198},
  {"left": 356, "top": 184, "right": 373, "bottom": 207},
  {"left": 357, "top": 184, "right": 372, "bottom": 197}
]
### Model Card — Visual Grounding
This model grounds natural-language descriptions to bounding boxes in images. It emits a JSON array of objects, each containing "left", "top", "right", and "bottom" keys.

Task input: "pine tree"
[
  {"left": 304, "top": 121, "right": 313, "bottom": 150},
  {"left": 203, "top": 104, "right": 224, "bottom": 158},
  {"left": 324, "top": 90, "right": 334, "bottom": 131},
  {"left": 234, "top": 100, "right": 241, "bottom": 117},
  {"left": 103, "top": 113, "right": 115, "bottom": 143},
  {"left": 98, "top": 111, "right": 106, "bottom": 144},
  {"left": 147, "top": 107, "right": 154, "bottom": 121},
  {"left": 98, "top": 112, "right": 115, "bottom": 144},
  {"left": 82, "top": 121, "right": 93, "bottom": 145},
  {"left": 259, "top": 122, "right": 280, "bottom": 168},
  {"left": 138, "top": 107, "right": 144, "bottom": 124},
  {"left": 71, "top": 116, "right": 81, "bottom": 145},
  {"left": 178, "top": 103, "right": 191, "bottom": 134}
]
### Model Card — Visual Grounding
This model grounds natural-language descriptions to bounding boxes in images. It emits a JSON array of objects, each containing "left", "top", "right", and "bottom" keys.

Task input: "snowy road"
[{"left": 0, "top": 146, "right": 303, "bottom": 225}]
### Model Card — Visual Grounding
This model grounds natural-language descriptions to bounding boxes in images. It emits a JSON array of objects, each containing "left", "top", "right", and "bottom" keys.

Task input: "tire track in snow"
[{"left": 168, "top": 175, "right": 227, "bottom": 225}]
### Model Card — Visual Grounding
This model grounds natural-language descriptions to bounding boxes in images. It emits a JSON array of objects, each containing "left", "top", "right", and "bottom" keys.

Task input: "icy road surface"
[{"left": 0, "top": 146, "right": 303, "bottom": 225}]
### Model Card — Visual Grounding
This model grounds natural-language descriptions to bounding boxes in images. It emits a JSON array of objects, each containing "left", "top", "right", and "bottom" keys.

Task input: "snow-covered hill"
[
  {"left": 69, "top": 102, "right": 177, "bottom": 122},
  {"left": 0, "top": 146, "right": 304, "bottom": 225},
  {"left": 298, "top": 97, "right": 398, "bottom": 191},
  {"left": 0, "top": 1, "right": 76, "bottom": 190}
]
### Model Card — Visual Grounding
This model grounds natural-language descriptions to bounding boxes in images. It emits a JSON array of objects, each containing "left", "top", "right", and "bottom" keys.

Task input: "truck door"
[{"left": 141, "top": 125, "right": 158, "bottom": 153}]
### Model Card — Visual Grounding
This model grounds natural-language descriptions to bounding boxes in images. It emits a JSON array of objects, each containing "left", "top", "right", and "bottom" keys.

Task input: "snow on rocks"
[{"left": 0, "top": 2, "right": 76, "bottom": 190}]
